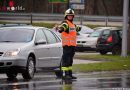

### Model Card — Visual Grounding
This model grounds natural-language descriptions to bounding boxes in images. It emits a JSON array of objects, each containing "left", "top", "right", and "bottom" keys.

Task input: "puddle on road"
[{"left": 0, "top": 71, "right": 130, "bottom": 90}]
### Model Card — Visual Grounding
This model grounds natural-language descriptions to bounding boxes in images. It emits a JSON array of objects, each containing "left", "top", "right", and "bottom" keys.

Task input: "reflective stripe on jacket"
[
  {"left": 61, "top": 20, "right": 76, "bottom": 46},
  {"left": 61, "top": 66, "right": 72, "bottom": 71}
]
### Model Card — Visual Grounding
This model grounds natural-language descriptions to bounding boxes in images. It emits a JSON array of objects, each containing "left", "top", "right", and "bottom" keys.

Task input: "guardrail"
[{"left": 0, "top": 13, "right": 123, "bottom": 26}]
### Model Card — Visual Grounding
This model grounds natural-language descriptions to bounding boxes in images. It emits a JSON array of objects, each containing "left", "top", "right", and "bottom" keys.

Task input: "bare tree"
[
  {"left": 102, "top": 0, "right": 109, "bottom": 16},
  {"left": 85, "top": 0, "right": 95, "bottom": 15}
]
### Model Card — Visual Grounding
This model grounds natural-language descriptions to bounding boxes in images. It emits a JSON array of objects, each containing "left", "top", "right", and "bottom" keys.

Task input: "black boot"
[
  {"left": 62, "top": 71, "right": 72, "bottom": 80},
  {"left": 55, "top": 70, "right": 62, "bottom": 79},
  {"left": 69, "top": 70, "right": 77, "bottom": 79}
]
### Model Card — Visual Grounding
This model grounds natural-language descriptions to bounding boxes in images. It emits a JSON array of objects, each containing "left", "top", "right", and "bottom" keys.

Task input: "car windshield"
[
  {"left": 78, "top": 25, "right": 93, "bottom": 34},
  {"left": 89, "top": 30, "right": 101, "bottom": 37},
  {"left": 0, "top": 28, "right": 34, "bottom": 42}
]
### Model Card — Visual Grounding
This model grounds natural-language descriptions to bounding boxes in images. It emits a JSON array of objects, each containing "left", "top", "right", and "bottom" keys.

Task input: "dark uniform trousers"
[{"left": 62, "top": 46, "right": 75, "bottom": 67}]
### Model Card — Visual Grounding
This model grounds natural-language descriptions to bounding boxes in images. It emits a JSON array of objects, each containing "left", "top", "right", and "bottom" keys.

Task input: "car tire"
[
  {"left": 99, "top": 50, "right": 107, "bottom": 55},
  {"left": 112, "top": 45, "right": 121, "bottom": 55},
  {"left": 22, "top": 56, "right": 35, "bottom": 80},
  {"left": 6, "top": 69, "right": 18, "bottom": 79}
]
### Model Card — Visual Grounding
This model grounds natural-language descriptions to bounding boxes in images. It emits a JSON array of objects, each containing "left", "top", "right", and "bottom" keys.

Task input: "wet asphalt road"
[{"left": 0, "top": 70, "right": 130, "bottom": 90}]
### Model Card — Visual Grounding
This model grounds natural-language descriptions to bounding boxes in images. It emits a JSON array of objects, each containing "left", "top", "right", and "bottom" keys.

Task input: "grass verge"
[
  {"left": 73, "top": 54, "right": 130, "bottom": 72},
  {"left": 32, "top": 23, "right": 55, "bottom": 28},
  {"left": 74, "top": 54, "right": 130, "bottom": 61}
]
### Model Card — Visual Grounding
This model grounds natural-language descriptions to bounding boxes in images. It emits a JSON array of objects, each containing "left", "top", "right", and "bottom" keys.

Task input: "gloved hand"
[
  {"left": 53, "top": 24, "right": 59, "bottom": 32},
  {"left": 76, "top": 26, "right": 82, "bottom": 32},
  {"left": 58, "top": 27, "right": 64, "bottom": 33}
]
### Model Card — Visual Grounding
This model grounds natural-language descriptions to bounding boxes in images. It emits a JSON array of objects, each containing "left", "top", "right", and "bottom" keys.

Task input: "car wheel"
[
  {"left": 6, "top": 69, "right": 18, "bottom": 79},
  {"left": 112, "top": 45, "right": 121, "bottom": 55},
  {"left": 99, "top": 50, "right": 107, "bottom": 55},
  {"left": 22, "top": 56, "right": 35, "bottom": 80}
]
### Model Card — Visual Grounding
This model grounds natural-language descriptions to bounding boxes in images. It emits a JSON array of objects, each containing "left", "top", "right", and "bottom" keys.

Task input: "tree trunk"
[
  {"left": 85, "top": 0, "right": 95, "bottom": 15},
  {"left": 102, "top": 0, "right": 109, "bottom": 15},
  {"left": 26, "top": 0, "right": 33, "bottom": 13}
]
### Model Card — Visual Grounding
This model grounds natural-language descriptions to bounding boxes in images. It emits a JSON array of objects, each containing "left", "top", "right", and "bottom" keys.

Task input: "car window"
[
  {"left": 77, "top": 25, "right": 94, "bottom": 34},
  {"left": 101, "top": 30, "right": 110, "bottom": 39},
  {"left": 52, "top": 31, "right": 61, "bottom": 42},
  {"left": 35, "top": 29, "right": 46, "bottom": 43},
  {"left": 118, "top": 30, "right": 122, "bottom": 38},
  {"left": 89, "top": 30, "right": 101, "bottom": 37},
  {"left": 0, "top": 28, "right": 34, "bottom": 42},
  {"left": 43, "top": 29, "right": 57, "bottom": 44}
]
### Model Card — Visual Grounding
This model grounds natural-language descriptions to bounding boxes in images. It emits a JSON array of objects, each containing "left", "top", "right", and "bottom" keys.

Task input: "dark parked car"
[{"left": 96, "top": 27, "right": 122, "bottom": 55}]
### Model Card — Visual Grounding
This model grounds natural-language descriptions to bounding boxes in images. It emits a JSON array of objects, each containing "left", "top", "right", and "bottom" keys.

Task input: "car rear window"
[
  {"left": 0, "top": 28, "right": 34, "bottom": 42},
  {"left": 101, "top": 30, "right": 111, "bottom": 39}
]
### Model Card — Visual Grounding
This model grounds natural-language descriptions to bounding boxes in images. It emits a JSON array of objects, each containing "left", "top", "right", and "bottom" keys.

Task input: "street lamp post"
[{"left": 121, "top": 0, "right": 129, "bottom": 57}]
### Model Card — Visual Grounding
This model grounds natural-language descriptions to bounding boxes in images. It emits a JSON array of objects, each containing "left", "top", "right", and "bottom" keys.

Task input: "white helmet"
[{"left": 64, "top": 8, "right": 75, "bottom": 18}]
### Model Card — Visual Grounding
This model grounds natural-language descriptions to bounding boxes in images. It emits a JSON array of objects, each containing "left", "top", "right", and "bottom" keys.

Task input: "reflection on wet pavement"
[{"left": 0, "top": 70, "right": 130, "bottom": 90}]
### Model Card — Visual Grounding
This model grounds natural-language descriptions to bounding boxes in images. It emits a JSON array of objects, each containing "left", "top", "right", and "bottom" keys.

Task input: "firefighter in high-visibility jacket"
[{"left": 58, "top": 9, "right": 81, "bottom": 80}]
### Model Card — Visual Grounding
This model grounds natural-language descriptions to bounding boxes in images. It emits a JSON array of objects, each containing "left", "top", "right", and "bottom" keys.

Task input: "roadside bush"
[{"left": 32, "top": 23, "right": 55, "bottom": 28}]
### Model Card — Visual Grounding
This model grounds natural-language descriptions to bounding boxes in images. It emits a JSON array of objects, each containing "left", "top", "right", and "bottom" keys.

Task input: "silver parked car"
[
  {"left": 76, "top": 29, "right": 101, "bottom": 51},
  {"left": 77, "top": 25, "right": 94, "bottom": 38},
  {"left": 77, "top": 25, "right": 94, "bottom": 34},
  {"left": 0, "top": 26, "right": 62, "bottom": 80}
]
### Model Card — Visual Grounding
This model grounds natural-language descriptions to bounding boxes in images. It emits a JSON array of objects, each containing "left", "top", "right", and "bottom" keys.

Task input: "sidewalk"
[
  {"left": 74, "top": 52, "right": 102, "bottom": 64},
  {"left": 73, "top": 59, "right": 101, "bottom": 64}
]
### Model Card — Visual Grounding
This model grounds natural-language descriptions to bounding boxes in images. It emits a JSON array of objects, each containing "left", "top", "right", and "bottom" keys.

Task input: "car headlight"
[{"left": 3, "top": 48, "right": 20, "bottom": 57}]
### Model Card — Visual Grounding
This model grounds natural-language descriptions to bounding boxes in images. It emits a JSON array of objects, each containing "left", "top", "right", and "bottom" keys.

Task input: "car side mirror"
[{"left": 35, "top": 40, "right": 47, "bottom": 45}]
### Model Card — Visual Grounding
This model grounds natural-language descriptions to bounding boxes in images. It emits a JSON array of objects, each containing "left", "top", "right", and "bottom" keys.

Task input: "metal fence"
[{"left": 0, "top": 13, "right": 123, "bottom": 26}]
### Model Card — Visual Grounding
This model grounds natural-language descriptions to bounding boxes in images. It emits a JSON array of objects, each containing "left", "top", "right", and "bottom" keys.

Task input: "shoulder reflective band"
[{"left": 61, "top": 23, "right": 69, "bottom": 31}]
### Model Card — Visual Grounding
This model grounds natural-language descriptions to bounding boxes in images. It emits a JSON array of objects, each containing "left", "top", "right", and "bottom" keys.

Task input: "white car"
[
  {"left": 77, "top": 25, "right": 94, "bottom": 38},
  {"left": 0, "top": 25, "right": 62, "bottom": 80},
  {"left": 76, "top": 29, "right": 102, "bottom": 51}
]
